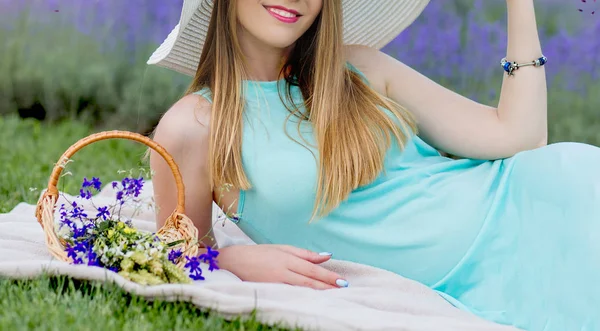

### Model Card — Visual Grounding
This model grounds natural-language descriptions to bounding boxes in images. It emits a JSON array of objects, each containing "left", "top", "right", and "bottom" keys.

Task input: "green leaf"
[{"left": 166, "top": 239, "right": 185, "bottom": 248}]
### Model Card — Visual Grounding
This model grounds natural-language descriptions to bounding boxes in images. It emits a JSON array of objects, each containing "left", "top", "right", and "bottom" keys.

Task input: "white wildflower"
[{"left": 57, "top": 225, "right": 71, "bottom": 239}]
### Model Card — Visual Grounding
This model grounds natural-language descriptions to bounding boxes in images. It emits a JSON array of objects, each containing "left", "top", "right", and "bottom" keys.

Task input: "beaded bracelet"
[{"left": 501, "top": 56, "right": 547, "bottom": 76}]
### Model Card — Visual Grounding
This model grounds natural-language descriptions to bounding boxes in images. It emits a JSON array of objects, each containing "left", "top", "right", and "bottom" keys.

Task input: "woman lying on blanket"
[{"left": 147, "top": 0, "right": 600, "bottom": 330}]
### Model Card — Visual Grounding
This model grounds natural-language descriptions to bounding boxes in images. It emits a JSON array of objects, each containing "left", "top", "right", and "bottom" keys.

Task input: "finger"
[
  {"left": 275, "top": 245, "right": 332, "bottom": 264},
  {"left": 283, "top": 271, "right": 337, "bottom": 290},
  {"left": 288, "top": 258, "right": 348, "bottom": 288}
]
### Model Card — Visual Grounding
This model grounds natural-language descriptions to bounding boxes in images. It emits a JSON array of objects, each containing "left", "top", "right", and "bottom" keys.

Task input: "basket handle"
[{"left": 42, "top": 130, "right": 185, "bottom": 215}]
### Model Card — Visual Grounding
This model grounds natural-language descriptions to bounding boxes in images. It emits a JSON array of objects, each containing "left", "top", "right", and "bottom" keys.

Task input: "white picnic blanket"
[{"left": 0, "top": 182, "right": 520, "bottom": 331}]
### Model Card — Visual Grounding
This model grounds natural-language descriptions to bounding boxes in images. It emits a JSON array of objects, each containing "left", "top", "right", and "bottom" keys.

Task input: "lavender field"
[{"left": 1, "top": 0, "right": 599, "bottom": 143}]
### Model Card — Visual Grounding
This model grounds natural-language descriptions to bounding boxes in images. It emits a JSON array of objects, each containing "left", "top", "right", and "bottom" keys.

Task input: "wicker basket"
[{"left": 34, "top": 130, "right": 199, "bottom": 268}]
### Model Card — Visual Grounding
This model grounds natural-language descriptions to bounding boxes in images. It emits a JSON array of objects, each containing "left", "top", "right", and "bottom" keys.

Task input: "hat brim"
[{"left": 148, "top": 0, "right": 430, "bottom": 77}]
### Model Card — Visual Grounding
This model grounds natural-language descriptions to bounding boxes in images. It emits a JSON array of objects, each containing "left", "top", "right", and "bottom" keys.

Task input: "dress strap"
[{"left": 193, "top": 87, "right": 213, "bottom": 103}]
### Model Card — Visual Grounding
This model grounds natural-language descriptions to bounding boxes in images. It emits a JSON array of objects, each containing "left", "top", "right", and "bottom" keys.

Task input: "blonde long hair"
[{"left": 186, "top": 0, "right": 417, "bottom": 221}]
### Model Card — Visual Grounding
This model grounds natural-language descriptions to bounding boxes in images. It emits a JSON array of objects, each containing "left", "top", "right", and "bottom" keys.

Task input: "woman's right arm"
[
  {"left": 150, "top": 94, "right": 349, "bottom": 290},
  {"left": 150, "top": 94, "right": 215, "bottom": 246}
]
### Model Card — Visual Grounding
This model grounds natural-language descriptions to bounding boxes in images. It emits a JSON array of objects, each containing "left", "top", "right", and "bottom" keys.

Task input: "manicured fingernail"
[
  {"left": 336, "top": 279, "right": 349, "bottom": 288},
  {"left": 318, "top": 252, "right": 332, "bottom": 256}
]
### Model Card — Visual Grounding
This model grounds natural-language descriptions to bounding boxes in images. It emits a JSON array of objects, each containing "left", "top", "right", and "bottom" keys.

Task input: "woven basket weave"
[{"left": 34, "top": 130, "right": 199, "bottom": 268}]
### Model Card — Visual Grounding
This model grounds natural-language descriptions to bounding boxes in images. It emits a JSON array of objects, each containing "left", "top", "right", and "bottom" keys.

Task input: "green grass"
[
  {"left": 0, "top": 116, "right": 149, "bottom": 213},
  {"left": 0, "top": 276, "right": 286, "bottom": 330},
  {"left": 0, "top": 116, "right": 290, "bottom": 330}
]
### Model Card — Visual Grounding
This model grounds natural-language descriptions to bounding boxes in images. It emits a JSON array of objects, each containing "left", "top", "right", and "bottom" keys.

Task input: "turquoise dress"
[{"left": 195, "top": 67, "right": 600, "bottom": 331}]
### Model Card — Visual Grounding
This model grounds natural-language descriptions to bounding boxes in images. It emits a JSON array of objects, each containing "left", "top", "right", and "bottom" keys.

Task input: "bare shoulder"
[
  {"left": 344, "top": 44, "right": 389, "bottom": 95},
  {"left": 150, "top": 93, "right": 214, "bottom": 234},
  {"left": 153, "top": 93, "right": 212, "bottom": 154}
]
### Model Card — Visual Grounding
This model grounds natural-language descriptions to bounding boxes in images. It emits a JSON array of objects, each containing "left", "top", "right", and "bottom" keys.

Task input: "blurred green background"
[{"left": 1, "top": 0, "right": 599, "bottom": 140}]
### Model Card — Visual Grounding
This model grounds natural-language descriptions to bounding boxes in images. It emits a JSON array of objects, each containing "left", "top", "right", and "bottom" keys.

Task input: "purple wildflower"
[
  {"left": 91, "top": 177, "right": 102, "bottom": 191},
  {"left": 168, "top": 249, "right": 183, "bottom": 264},
  {"left": 113, "top": 177, "right": 145, "bottom": 204},
  {"left": 59, "top": 204, "right": 73, "bottom": 229},
  {"left": 82, "top": 177, "right": 102, "bottom": 191},
  {"left": 80, "top": 177, "right": 101, "bottom": 199},
  {"left": 96, "top": 206, "right": 110, "bottom": 220},
  {"left": 189, "top": 270, "right": 205, "bottom": 281},
  {"left": 69, "top": 201, "right": 88, "bottom": 220},
  {"left": 82, "top": 177, "right": 93, "bottom": 189},
  {"left": 79, "top": 188, "right": 92, "bottom": 200},
  {"left": 86, "top": 249, "right": 100, "bottom": 267},
  {"left": 65, "top": 241, "right": 88, "bottom": 264},
  {"left": 116, "top": 191, "right": 124, "bottom": 202},
  {"left": 72, "top": 222, "right": 92, "bottom": 239},
  {"left": 184, "top": 256, "right": 205, "bottom": 281},
  {"left": 198, "top": 247, "right": 220, "bottom": 272},
  {"left": 123, "top": 177, "right": 144, "bottom": 198},
  {"left": 59, "top": 202, "right": 94, "bottom": 240},
  {"left": 65, "top": 244, "right": 80, "bottom": 264}
]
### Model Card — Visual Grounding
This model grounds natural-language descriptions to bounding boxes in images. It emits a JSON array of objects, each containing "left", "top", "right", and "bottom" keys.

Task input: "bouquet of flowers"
[
  {"left": 53, "top": 175, "right": 219, "bottom": 285},
  {"left": 34, "top": 131, "right": 224, "bottom": 286}
]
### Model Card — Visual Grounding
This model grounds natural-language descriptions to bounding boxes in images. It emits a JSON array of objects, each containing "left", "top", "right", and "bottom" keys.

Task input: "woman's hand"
[{"left": 218, "top": 244, "right": 349, "bottom": 290}]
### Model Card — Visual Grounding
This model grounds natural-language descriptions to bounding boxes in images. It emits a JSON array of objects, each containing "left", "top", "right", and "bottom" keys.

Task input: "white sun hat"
[{"left": 148, "top": 0, "right": 430, "bottom": 77}]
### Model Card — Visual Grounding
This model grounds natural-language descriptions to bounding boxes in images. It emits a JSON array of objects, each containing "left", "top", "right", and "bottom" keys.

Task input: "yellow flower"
[
  {"left": 107, "top": 229, "right": 115, "bottom": 238},
  {"left": 117, "top": 221, "right": 125, "bottom": 229},
  {"left": 123, "top": 227, "right": 136, "bottom": 235}
]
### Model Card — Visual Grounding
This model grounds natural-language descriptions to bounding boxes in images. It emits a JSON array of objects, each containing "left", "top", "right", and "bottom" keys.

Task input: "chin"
[
  {"left": 258, "top": 33, "right": 302, "bottom": 49},
  {"left": 266, "top": 39, "right": 299, "bottom": 49}
]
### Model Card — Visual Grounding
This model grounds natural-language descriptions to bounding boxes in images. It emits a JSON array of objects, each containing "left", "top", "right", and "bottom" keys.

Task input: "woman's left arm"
[{"left": 349, "top": 0, "right": 547, "bottom": 160}]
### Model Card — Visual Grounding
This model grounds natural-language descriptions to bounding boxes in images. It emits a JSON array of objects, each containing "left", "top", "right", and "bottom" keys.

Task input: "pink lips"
[{"left": 264, "top": 5, "right": 301, "bottom": 24}]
